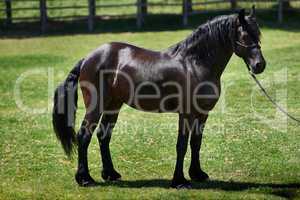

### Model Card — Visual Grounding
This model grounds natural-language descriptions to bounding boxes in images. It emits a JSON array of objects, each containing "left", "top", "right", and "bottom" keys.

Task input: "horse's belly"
[
  {"left": 110, "top": 65, "right": 221, "bottom": 114},
  {"left": 126, "top": 96, "right": 219, "bottom": 114},
  {"left": 127, "top": 97, "right": 181, "bottom": 113},
  {"left": 113, "top": 80, "right": 220, "bottom": 113}
]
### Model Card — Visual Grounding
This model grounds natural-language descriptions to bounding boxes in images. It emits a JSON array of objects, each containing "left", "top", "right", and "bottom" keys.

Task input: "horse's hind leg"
[
  {"left": 75, "top": 68, "right": 103, "bottom": 186},
  {"left": 75, "top": 110, "right": 101, "bottom": 186},
  {"left": 97, "top": 103, "right": 122, "bottom": 181}
]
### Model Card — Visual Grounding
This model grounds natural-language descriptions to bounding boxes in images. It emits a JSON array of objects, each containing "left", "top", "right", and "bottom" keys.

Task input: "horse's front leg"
[
  {"left": 189, "top": 114, "right": 209, "bottom": 182},
  {"left": 171, "top": 114, "right": 193, "bottom": 189}
]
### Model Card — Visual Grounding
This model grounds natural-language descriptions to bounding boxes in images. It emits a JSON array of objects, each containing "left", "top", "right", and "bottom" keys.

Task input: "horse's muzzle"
[{"left": 251, "top": 59, "right": 266, "bottom": 74}]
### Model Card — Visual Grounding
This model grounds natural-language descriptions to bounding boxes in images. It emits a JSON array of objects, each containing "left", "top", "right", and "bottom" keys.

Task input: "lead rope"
[{"left": 248, "top": 70, "right": 300, "bottom": 124}]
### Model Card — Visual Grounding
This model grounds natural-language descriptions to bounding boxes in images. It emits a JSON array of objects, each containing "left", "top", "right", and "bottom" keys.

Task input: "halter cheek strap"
[{"left": 232, "top": 19, "right": 261, "bottom": 54}]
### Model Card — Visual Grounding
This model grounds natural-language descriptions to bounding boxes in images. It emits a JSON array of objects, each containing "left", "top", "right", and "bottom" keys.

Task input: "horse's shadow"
[{"left": 91, "top": 179, "right": 300, "bottom": 198}]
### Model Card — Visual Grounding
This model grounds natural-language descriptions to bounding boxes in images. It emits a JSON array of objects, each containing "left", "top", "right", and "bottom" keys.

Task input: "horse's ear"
[
  {"left": 238, "top": 9, "right": 246, "bottom": 24},
  {"left": 249, "top": 5, "right": 256, "bottom": 18}
]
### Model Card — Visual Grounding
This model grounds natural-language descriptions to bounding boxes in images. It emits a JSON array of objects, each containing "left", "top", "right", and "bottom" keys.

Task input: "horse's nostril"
[
  {"left": 254, "top": 62, "right": 265, "bottom": 74},
  {"left": 256, "top": 63, "right": 262, "bottom": 69},
  {"left": 256, "top": 62, "right": 265, "bottom": 70}
]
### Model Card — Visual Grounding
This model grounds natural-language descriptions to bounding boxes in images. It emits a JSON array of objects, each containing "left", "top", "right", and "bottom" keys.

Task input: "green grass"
[{"left": 1, "top": 12, "right": 300, "bottom": 199}]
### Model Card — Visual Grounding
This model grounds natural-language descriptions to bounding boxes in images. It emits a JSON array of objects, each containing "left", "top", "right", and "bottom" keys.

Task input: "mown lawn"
[{"left": 0, "top": 13, "right": 300, "bottom": 199}]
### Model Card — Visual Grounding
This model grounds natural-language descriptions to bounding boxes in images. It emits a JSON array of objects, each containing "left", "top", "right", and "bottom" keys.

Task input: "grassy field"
[{"left": 1, "top": 12, "right": 300, "bottom": 199}]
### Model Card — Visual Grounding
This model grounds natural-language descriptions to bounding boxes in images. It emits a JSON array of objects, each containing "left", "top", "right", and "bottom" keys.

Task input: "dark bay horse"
[{"left": 53, "top": 7, "right": 266, "bottom": 189}]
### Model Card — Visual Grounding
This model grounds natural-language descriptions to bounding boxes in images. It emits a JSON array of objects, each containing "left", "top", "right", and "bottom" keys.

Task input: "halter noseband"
[{"left": 235, "top": 41, "right": 261, "bottom": 49}]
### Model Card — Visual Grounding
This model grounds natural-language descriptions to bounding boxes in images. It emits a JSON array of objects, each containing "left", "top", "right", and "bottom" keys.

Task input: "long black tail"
[{"left": 52, "top": 59, "right": 83, "bottom": 157}]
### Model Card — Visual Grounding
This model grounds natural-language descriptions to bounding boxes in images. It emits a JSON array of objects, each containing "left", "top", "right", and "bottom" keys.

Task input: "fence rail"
[{"left": 1, "top": 0, "right": 299, "bottom": 33}]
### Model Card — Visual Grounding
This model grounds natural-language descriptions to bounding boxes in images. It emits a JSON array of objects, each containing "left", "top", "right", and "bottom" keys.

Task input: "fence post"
[
  {"left": 182, "top": 0, "right": 189, "bottom": 26},
  {"left": 88, "top": 0, "right": 95, "bottom": 32},
  {"left": 141, "top": 0, "right": 147, "bottom": 17},
  {"left": 230, "top": 0, "right": 237, "bottom": 11},
  {"left": 136, "top": 0, "right": 144, "bottom": 28},
  {"left": 278, "top": 0, "right": 283, "bottom": 23},
  {"left": 186, "top": 0, "right": 193, "bottom": 12},
  {"left": 39, "top": 0, "right": 47, "bottom": 33},
  {"left": 5, "top": 0, "right": 12, "bottom": 26}
]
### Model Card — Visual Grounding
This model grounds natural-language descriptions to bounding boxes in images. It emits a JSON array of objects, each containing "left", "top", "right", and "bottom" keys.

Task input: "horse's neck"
[
  {"left": 212, "top": 46, "right": 234, "bottom": 76},
  {"left": 186, "top": 45, "right": 233, "bottom": 78}
]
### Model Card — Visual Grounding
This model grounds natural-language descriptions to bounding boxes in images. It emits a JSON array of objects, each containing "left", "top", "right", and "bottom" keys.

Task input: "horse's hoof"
[
  {"left": 101, "top": 169, "right": 122, "bottom": 181},
  {"left": 75, "top": 172, "right": 97, "bottom": 187},
  {"left": 171, "top": 178, "right": 192, "bottom": 189},
  {"left": 189, "top": 168, "right": 209, "bottom": 182}
]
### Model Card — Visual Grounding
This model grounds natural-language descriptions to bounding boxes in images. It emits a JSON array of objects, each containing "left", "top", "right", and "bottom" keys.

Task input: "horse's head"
[{"left": 233, "top": 6, "right": 266, "bottom": 74}]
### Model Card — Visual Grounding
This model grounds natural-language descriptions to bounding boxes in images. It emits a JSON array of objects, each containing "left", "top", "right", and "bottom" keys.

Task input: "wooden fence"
[{"left": 0, "top": 0, "right": 298, "bottom": 33}]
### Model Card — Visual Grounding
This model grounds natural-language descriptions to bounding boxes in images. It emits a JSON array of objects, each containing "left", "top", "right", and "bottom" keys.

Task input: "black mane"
[{"left": 168, "top": 15, "right": 237, "bottom": 59}]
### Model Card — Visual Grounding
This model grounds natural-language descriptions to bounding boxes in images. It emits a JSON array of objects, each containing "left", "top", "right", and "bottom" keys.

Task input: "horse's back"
[{"left": 82, "top": 41, "right": 167, "bottom": 71}]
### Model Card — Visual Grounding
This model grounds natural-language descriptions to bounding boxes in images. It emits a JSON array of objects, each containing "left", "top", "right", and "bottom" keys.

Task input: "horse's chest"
[{"left": 190, "top": 79, "right": 221, "bottom": 112}]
